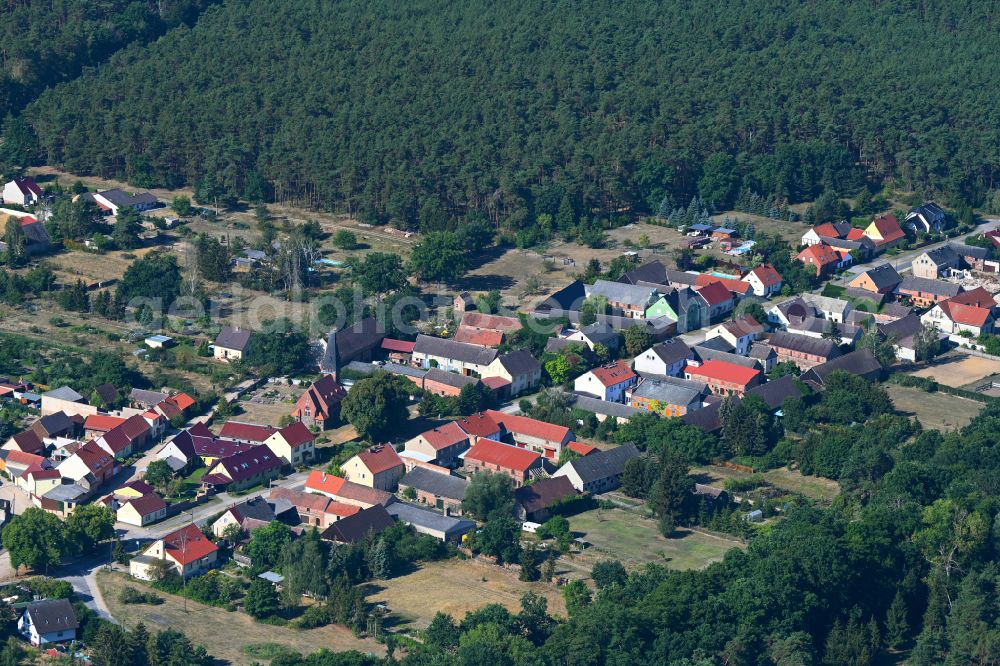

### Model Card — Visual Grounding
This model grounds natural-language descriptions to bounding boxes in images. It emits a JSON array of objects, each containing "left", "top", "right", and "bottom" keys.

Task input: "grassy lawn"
[
  {"left": 97, "top": 571, "right": 383, "bottom": 665},
  {"left": 692, "top": 465, "right": 840, "bottom": 502},
  {"left": 887, "top": 384, "right": 984, "bottom": 431},
  {"left": 566, "top": 508, "right": 742, "bottom": 571},
  {"left": 364, "top": 559, "right": 567, "bottom": 631}
]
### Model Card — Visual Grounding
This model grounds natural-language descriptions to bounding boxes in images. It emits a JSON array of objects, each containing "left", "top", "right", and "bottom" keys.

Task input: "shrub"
[{"left": 118, "top": 586, "right": 164, "bottom": 605}]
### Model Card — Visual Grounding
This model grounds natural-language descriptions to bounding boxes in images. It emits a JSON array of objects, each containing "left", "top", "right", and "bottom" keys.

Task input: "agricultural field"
[
  {"left": 886, "top": 384, "right": 984, "bottom": 432},
  {"left": 97, "top": 571, "right": 383, "bottom": 665},
  {"left": 363, "top": 559, "right": 566, "bottom": 631},
  {"left": 565, "top": 508, "right": 742, "bottom": 571}
]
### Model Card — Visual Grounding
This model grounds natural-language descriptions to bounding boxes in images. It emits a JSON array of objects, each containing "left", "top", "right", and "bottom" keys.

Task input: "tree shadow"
[{"left": 452, "top": 274, "right": 516, "bottom": 292}]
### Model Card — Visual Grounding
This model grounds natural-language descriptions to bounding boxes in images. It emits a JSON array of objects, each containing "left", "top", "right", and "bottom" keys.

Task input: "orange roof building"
[
  {"left": 464, "top": 439, "right": 542, "bottom": 486},
  {"left": 796, "top": 243, "right": 841, "bottom": 276},
  {"left": 684, "top": 360, "right": 762, "bottom": 396}
]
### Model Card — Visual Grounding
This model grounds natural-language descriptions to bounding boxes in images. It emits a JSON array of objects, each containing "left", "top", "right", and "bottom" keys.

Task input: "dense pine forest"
[
  {"left": 0, "top": 0, "right": 219, "bottom": 117},
  {"left": 9, "top": 0, "right": 1000, "bottom": 231}
]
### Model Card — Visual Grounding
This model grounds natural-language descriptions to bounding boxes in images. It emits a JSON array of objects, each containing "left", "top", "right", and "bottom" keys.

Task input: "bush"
[
  {"left": 293, "top": 604, "right": 332, "bottom": 629},
  {"left": 723, "top": 474, "right": 770, "bottom": 493},
  {"left": 119, "top": 586, "right": 164, "bottom": 605}
]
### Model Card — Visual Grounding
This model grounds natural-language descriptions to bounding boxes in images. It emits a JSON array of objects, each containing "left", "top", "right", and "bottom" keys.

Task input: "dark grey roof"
[
  {"left": 692, "top": 345, "right": 761, "bottom": 369},
  {"left": 597, "top": 314, "right": 674, "bottom": 335},
  {"left": 321, "top": 505, "right": 394, "bottom": 543},
  {"left": 32, "top": 411, "right": 74, "bottom": 437},
  {"left": 423, "top": 368, "right": 479, "bottom": 390},
  {"left": 898, "top": 276, "right": 961, "bottom": 298},
  {"left": 749, "top": 342, "right": 777, "bottom": 361},
  {"left": 130, "top": 388, "right": 168, "bottom": 407},
  {"left": 950, "top": 242, "right": 989, "bottom": 260},
  {"left": 24, "top": 599, "right": 79, "bottom": 632},
  {"left": 215, "top": 326, "right": 252, "bottom": 352},
  {"left": 98, "top": 188, "right": 159, "bottom": 208},
  {"left": 880, "top": 303, "right": 913, "bottom": 320},
  {"left": 577, "top": 322, "right": 619, "bottom": 346},
  {"left": 620, "top": 260, "right": 668, "bottom": 286},
  {"left": 386, "top": 502, "right": 476, "bottom": 538},
  {"left": 845, "top": 287, "right": 886, "bottom": 307},
  {"left": 399, "top": 467, "right": 469, "bottom": 501},
  {"left": 94, "top": 383, "right": 117, "bottom": 405},
  {"left": 569, "top": 394, "right": 645, "bottom": 419},
  {"left": 801, "top": 349, "right": 882, "bottom": 387},
  {"left": 922, "top": 245, "right": 960, "bottom": 266},
  {"left": 496, "top": 349, "right": 541, "bottom": 376},
  {"left": 21, "top": 220, "right": 50, "bottom": 245},
  {"left": 545, "top": 338, "right": 594, "bottom": 358},
  {"left": 231, "top": 496, "right": 276, "bottom": 523},
  {"left": 767, "top": 331, "right": 841, "bottom": 359},
  {"left": 697, "top": 336, "right": 735, "bottom": 353},
  {"left": 533, "top": 280, "right": 587, "bottom": 315},
  {"left": 879, "top": 312, "right": 923, "bottom": 345},
  {"left": 909, "top": 202, "right": 946, "bottom": 220},
  {"left": 859, "top": 263, "right": 902, "bottom": 291},
  {"left": 585, "top": 280, "right": 658, "bottom": 307},
  {"left": 747, "top": 375, "right": 806, "bottom": 410},
  {"left": 413, "top": 335, "right": 498, "bottom": 366},
  {"left": 514, "top": 476, "right": 578, "bottom": 514},
  {"left": 326, "top": 318, "right": 386, "bottom": 373},
  {"left": 562, "top": 443, "right": 640, "bottom": 484},
  {"left": 681, "top": 399, "right": 728, "bottom": 432},
  {"left": 648, "top": 339, "right": 692, "bottom": 366}
]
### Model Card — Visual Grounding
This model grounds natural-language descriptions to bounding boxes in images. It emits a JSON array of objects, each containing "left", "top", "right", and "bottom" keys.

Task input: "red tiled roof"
[
  {"left": 695, "top": 280, "right": 733, "bottom": 306},
  {"left": 5, "top": 449, "right": 46, "bottom": 467},
  {"left": 276, "top": 421, "right": 316, "bottom": 448},
  {"left": 167, "top": 392, "right": 196, "bottom": 412},
  {"left": 84, "top": 415, "right": 126, "bottom": 432},
  {"left": 481, "top": 376, "right": 511, "bottom": 390},
  {"left": 566, "top": 441, "right": 597, "bottom": 456},
  {"left": 694, "top": 274, "right": 752, "bottom": 296},
  {"left": 940, "top": 301, "right": 993, "bottom": 327},
  {"left": 207, "top": 447, "right": 281, "bottom": 484},
  {"left": 950, "top": 287, "right": 996, "bottom": 308},
  {"left": 586, "top": 360, "right": 637, "bottom": 388},
  {"left": 453, "top": 328, "right": 505, "bottom": 347},
  {"left": 418, "top": 422, "right": 469, "bottom": 451},
  {"left": 685, "top": 360, "right": 761, "bottom": 387},
  {"left": 162, "top": 524, "right": 218, "bottom": 566},
  {"left": 721, "top": 315, "right": 764, "bottom": 338},
  {"left": 465, "top": 439, "right": 540, "bottom": 473},
  {"left": 869, "top": 214, "right": 905, "bottom": 244},
  {"left": 155, "top": 400, "right": 183, "bottom": 420},
  {"left": 455, "top": 412, "right": 503, "bottom": 439},
  {"left": 487, "top": 410, "right": 573, "bottom": 445},
  {"left": 8, "top": 430, "right": 44, "bottom": 454},
  {"left": 25, "top": 467, "right": 60, "bottom": 480},
  {"left": 459, "top": 312, "right": 522, "bottom": 332},
  {"left": 381, "top": 338, "right": 416, "bottom": 353},
  {"left": 272, "top": 486, "right": 334, "bottom": 513},
  {"left": 305, "top": 469, "right": 346, "bottom": 495},
  {"left": 356, "top": 445, "right": 403, "bottom": 475},
  {"left": 124, "top": 480, "right": 155, "bottom": 495},
  {"left": 325, "top": 501, "right": 361, "bottom": 517},
  {"left": 796, "top": 243, "right": 840, "bottom": 266},
  {"left": 845, "top": 227, "right": 866, "bottom": 241},
  {"left": 118, "top": 414, "right": 150, "bottom": 441},
  {"left": 813, "top": 222, "right": 844, "bottom": 239},
  {"left": 219, "top": 421, "right": 277, "bottom": 443},
  {"left": 99, "top": 428, "right": 131, "bottom": 454},
  {"left": 75, "top": 440, "right": 114, "bottom": 475}
]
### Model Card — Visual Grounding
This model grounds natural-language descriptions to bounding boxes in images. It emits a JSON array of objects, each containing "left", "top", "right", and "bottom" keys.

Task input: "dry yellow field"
[{"left": 908, "top": 354, "right": 1000, "bottom": 388}]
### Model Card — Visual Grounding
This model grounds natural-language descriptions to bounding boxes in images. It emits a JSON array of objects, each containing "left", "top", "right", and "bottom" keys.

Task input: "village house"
[
  {"left": 96, "top": 414, "right": 151, "bottom": 459},
  {"left": 412, "top": 335, "right": 498, "bottom": 375},
  {"left": 2, "top": 177, "right": 42, "bottom": 206},
  {"left": 802, "top": 294, "right": 852, "bottom": 322},
  {"left": 896, "top": 276, "right": 962, "bottom": 307},
  {"left": 3, "top": 429, "right": 45, "bottom": 456},
  {"left": 130, "top": 523, "right": 218, "bottom": 581},
  {"left": 574, "top": 360, "right": 638, "bottom": 403},
  {"left": 92, "top": 188, "right": 159, "bottom": 215},
  {"left": 684, "top": 359, "right": 762, "bottom": 396},
  {"left": 301, "top": 470, "right": 394, "bottom": 509},
  {"left": 879, "top": 313, "right": 939, "bottom": 362},
  {"left": 796, "top": 242, "right": 841, "bottom": 277},
  {"left": 83, "top": 414, "right": 126, "bottom": 440},
  {"left": 514, "top": 476, "right": 579, "bottom": 523},
  {"left": 800, "top": 221, "right": 853, "bottom": 247},
  {"left": 912, "top": 245, "right": 960, "bottom": 279},
  {"left": 741, "top": 263, "right": 784, "bottom": 297},
  {"left": 863, "top": 213, "right": 906, "bottom": 249},
  {"left": 291, "top": 375, "right": 346, "bottom": 430},
  {"left": 213, "top": 326, "right": 252, "bottom": 361},
  {"left": 56, "top": 440, "right": 116, "bottom": 489},
  {"left": 200, "top": 446, "right": 283, "bottom": 493},
  {"left": 263, "top": 421, "right": 316, "bottom": 465},
  {"left": 270, "top": 485, "right": 359, "bottom": 529},
  {"left": 211, "top": 497, "right": 289, "bottom": 538},
  {"left": 693, "top": 280, "right": 734, "bottom": 322},
  {"left": 766, "top": 331, "right": 841, "bottom": 370},
  {"left": 404, "top": 422, "right": 470, "bottom": 466},
  {"left": 397, "top": 466, "right": 469, "bottom": 515},
  {"left": 905, "top": 202, "right": 948, "bottom": 233},
  {"left": 584, "top": 280, "right": 658, "bottom": 318},
  {"left": 321, "top": 505, "right": 395, "bottom": 544},
  {"left": 633, "top": 339, "right": 692, "bottom": 377},
  {"left": 921, "top": 287, "right": 998, "bottom": 336},
  {"left": 0, "top": 210, "right": 50, "bottom": 257},
  {"left": 19, "top": 599, "right": 78, "bottom": 647},
  {"left": 318, "top": 318, "right": 387, "bottom": 377},
  {"left": 801, "top": 349, "right": 883, "bottom": 389},
  {"left": 562, "top": 321, "right": 621, "bottom": 352},
  {"left": 19, "top": 467, "right": 62, "bottom": 497},
  {"left": 627, "top": 376, "right": 707, "bottom": 417},
  {"left": 218, "top": 421, "right": 277, "bottom": 444},
  {"left": 705, "top": 316, "right": 765, "bottom": 355},
  {"left": 110, "top": 493, "right": 168, "bottom": 527},
  {"left": 386, "top": 503, "right": 476, "bottom": 542},
  {"left": 453, "top": 292, "right": 474, "bottom": 313},
  {"left": 454, "top": 312, "right": 522, "bottom": 347},
  {"left": 463, "top": 439, "right": 542, "bottom": 487},
  {"left": 552, "top": 443, "right": 641, "bottom": 494},
  {"left": 482, "top": 350, "right": 542, "bottom": 396},
  {"left": 849, "top": 263, "right": 902, "bottom": 294},
  {"left": 1, "top": 450, "right": 49, "bottom": 481},
  {"left": 342, "top": 444, "right": 405, "bottom": 490},
  {"left": 422, "top": 368, "right": 481, "bottom": 397},
  {"left": 40, "top": 386, "right": 95, "bottom": 418},
  {"left": 694, "top": 274, "right": 753, "bottom": 299},
  {"left": 488, "top": 410, "right": 575, "bottom": 460}
]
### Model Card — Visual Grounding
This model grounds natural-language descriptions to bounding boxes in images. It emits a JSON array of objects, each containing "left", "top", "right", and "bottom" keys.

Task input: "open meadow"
[{"left": 886, "top": 384, "right": 984, "bottom": 431}]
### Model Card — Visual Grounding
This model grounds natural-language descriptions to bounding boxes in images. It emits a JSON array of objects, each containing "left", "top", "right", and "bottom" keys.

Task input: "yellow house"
[
  {"left": 263, "top": 422, "right": 316, "bottom": 466},
  {"left": 342, "top": 444, "right": 405, "bottom": 491},
  {"left": 130, "top": 524, "right": 218, "bottom": 580},
  {"left": 116, "top": 494, "right": 168, "bottom": 527},
  {"left": 481, "top": 350, "right": 542, "bottom": 397}
]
